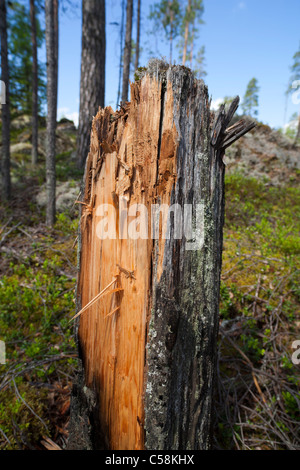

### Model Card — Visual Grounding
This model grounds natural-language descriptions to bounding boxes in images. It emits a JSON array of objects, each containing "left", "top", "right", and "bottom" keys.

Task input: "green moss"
[{"left": 134, "top": 66, "right": 147, "bottom": 82}]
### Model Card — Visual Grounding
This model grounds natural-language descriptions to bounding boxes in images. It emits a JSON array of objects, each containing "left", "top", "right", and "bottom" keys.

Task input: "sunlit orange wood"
[{"left": 77, "top": 75, "right": 177, "bottom": 450}]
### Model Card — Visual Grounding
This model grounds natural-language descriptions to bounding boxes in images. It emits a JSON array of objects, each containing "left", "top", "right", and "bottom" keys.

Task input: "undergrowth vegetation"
[
  {"left": 0, "top": 146, "right": 299, "bottom": 449},
  {"left": 0, "top": 150, "right": 80, "bottom": 449},
  {"left": 214, "top": 172, "right": 300, "bottom": 450}
]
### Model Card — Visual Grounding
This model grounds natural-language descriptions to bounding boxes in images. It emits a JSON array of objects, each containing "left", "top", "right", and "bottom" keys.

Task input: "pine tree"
[
  {"left": 193, "top": 44, "right": 206, "bottom": 79},
  {"left": 8, "top": 1, "right": 46, "bottom": 116},
  {"left": 287, "top": 43, "right": 300, "bottom": 144},
  {"left": 116, "top": 0, "right": 125, "bottom": 107},
  {"left": 242, "top": 77, "right": 259, "bottom": 118},
  {"left": 30, "top": 0, "right": 38, "bottom": 165},
  {"left": 45, "top": 0, "right": 58, "bottom": 226},
  {"left": 180, "top": 0, "right": 204, "bottom": 69},
  {"left": 121, "top": 0, "right": 133, "bottom": 103},
  {"left": 0, "top": 0, "right": 11, "bottom": 200},
  {"left": 77, "top": 0, "right": 106, "bottom": 168},
  {"left": 134, "top": 0, "right": 141, "bottom": 71},
  {"left": 149, "top": 0, "right": 181, "bottom": 64}
]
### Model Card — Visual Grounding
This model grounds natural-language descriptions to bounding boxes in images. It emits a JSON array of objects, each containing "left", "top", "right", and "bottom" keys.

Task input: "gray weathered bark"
[
  {"left": 30, "top": 0, "right": 38, "bottom": 166},
  {"left": 121, "top": 0, "right": 133, "bottom": 103},
  {"left": 0, "top": 0, "right": 11, "bottom": 200},
  {"left": 77, "top": 0, "right": 106, "bottom": 168},
  {"left": 45, "top": 0, "right": 58, "bottom": 226},
  {"left": 68, "top": 62, "right": 254, "bottom": 450}
]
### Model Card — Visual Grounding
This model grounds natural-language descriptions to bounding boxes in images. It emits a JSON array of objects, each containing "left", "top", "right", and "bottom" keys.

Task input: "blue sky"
[{"left": 55, "top": 0, "right": 300, "bottom": 129}]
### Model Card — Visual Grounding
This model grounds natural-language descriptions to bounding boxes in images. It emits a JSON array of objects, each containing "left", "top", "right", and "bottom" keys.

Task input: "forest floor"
[{"left": 0, "top": 118, "right": 299, "bottom": 450}]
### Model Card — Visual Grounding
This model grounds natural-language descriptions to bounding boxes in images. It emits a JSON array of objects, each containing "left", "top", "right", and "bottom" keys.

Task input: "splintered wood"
[{"left": 77, "top": 74, "right": 178, "bottom": 450}]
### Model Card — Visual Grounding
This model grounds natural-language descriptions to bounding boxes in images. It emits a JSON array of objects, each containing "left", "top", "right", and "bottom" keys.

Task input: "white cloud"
[
  {"left": 57, "top": 107, "right": 79, "bottom": 127},
  {"left": 283, "top": 118, "right": 298, "bottom": 132},
  {"left": 238, "top": 2, "right": 246, "bottom": 9},
  {"left": 210, "top": 98, "right": 224, "bottom": 111}
]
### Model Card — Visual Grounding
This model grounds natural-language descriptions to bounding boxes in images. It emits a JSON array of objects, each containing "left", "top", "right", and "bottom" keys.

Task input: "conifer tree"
[
  {"left": 242, "top": 77, "right": 259, "bottom": 118},
  {"left": 180, "top": 0, "right": 204, "bottom": 69},
  {"left": 287, "top": 43, "right": 300, "bottom": 144},
  {"left": 121, "top": 0, "right": 133, "bottom": 103},
  {"left": 77, "top": 0, "right": 106, "bottom": 168},
  {"left": 0, "top": 0, "right": 11, "bottom": 200},
  {"left": 149, "top": 0, "right": 181, "bottom": 64},
  {"left": 8, "top": 1, "right": 46, "bottom": 116}
]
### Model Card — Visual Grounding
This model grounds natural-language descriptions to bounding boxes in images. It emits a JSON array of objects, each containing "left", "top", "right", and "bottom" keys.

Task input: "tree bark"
[
  {"left": 121, "top": 0, "right": 133, "bottom": 103},
  {"left": 67, "top": 62, "right": 255, "bottom": 450},
  {"left": 0, "top": 0, "right": 11, "bottom": 200},
  {"left": 45, "top": 0, "right": 57, "bottom": 226},
  {"left": 30, "top": 0, "right": 38, "bottom": 166},
  {"left": 117, "top": 0, "right": 125, "bottom": 108},
  {"left": 134, "top": 0, "right": 141, "bottom": 71},
  {"left": 77, "top": 0, "right": 106, "bottom": 169},
  {"left": 53, "top": 0, "right": 58, "bottom": 115}
]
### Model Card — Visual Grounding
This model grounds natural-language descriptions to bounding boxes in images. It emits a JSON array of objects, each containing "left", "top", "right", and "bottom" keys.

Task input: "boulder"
[
  {"left": 36, "top": 180, "right": 80, "bottom": 211},
  {"left": 10, "top": 142, "right": 32, "bottom": 155},
  {"left": 225, "top": 122, "right": 300, "bottom": 184},
  {"left": 11, "top": 115, "right": 32, "bottom": 130}
]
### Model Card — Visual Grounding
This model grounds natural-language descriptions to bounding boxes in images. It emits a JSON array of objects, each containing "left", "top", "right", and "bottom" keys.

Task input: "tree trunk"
[
  {"left": 182, "top": 0, "right": 191, "bottom": 66},
  {"left": 0, "top": 0, "right": 11, "bottom": 200},
  {"left": 134, "top": 0, "right": 141, "bottom": 71},
  {"left": 30, "top": 0, "right": 38, "bottom": 166},
  {"left": 168, "top": 0, "right": 173, "bottom": 64},
  {"left": 67, "top": 62, "right": 255, "bottom": 450},
  {"left": 77, "top": 0, "right": 106, "bottom": 169},
  {"left": 45, "top": 0, "right": 57, "bottom": 226},
  {"left": 190, "top": 29, "right": 195, "bottom": 68},
  {"left": 121, "top": 0, "right": 133, "bottom": 103},
  {"left": 116, "top": 0, "right": 125, "bottom": 108},
  {"left": 53, "top": 0, "right": 58, "bottom": 115}
]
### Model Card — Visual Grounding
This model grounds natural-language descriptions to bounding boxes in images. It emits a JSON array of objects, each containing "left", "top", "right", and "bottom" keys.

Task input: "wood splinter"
[
  {"left": 105, "top": 305, "right": 121, "bottom": 319},
  {"left": 69, "top": 277, "right": 121, "bottom": 322}
]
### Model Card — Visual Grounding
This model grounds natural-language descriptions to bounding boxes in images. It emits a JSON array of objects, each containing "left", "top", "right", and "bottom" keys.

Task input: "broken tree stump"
[{"left": 67, "top": 61, "right": 255, "bottom": 451}]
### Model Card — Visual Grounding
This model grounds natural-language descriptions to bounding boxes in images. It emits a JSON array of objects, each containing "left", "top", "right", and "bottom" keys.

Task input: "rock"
[
  {"left": 36, "top": 180, "right": 80, "bottom": 211},
  {"left": 225, "top": 122, "right": 300, "bottom": 184},
  {"left": 57, "top": 119, "right": 77, "bottom": 133},
  {"left": 18, "top": 129, "right": 32, "bottom": 143},
  {"left": 10, "top": 142, "right": 32, "bottom": 155},
  {"left": 11, "top": 115, "right": 32, "bottom": 130},
  {"left": 38, "top": 128, "right": 76, "bottom": 155},
  {"left": 10, "top": 141, "right": 46, "bottom": 158}
]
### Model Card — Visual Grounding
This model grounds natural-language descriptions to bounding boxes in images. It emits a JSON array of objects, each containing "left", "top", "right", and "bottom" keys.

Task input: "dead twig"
[{"left": 12, "top": 378, "right": 49, "bottom": 432}]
